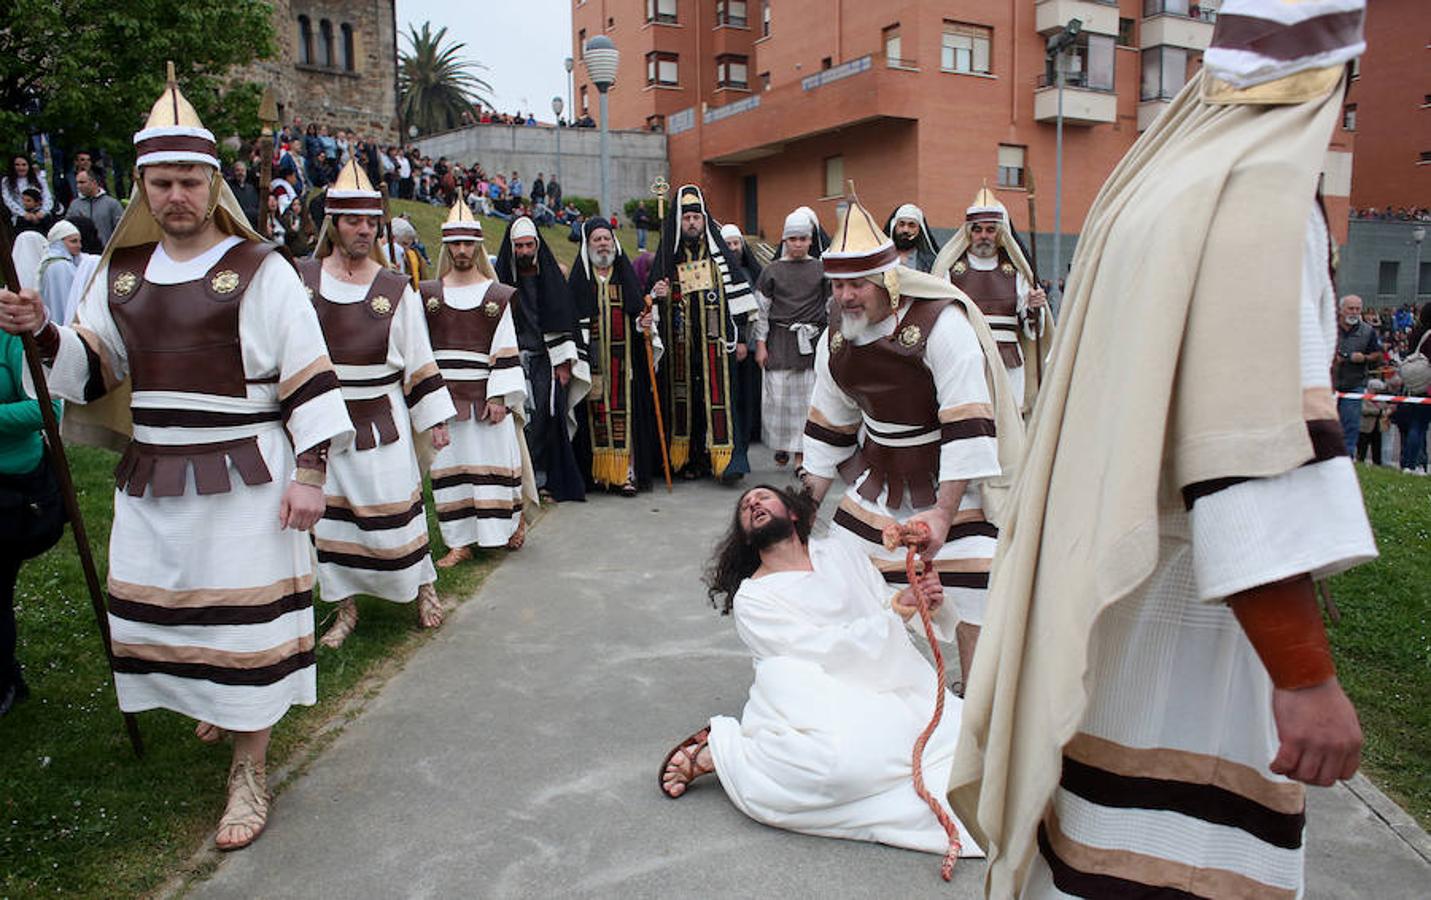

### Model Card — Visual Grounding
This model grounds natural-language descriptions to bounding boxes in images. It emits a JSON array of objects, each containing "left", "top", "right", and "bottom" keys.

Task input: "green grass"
[
  {"left": 1, "top": 445, "right": 510, "bottom": 897},
  {"left": 1328, "top": 465, "right": 1431, "bottom": 827},
  {"left": 390, "top": 198, "right": 646, "bottom": 272}
]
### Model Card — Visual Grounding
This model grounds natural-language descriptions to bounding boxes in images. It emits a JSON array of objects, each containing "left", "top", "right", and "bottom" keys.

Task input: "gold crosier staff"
[{"left": 643, "top": 176, "right": 672, "bottom": 490}]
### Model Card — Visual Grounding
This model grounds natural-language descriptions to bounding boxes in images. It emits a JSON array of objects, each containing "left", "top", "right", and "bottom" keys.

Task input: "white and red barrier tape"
[{"left": 1336, "top": 392, "right": 1431, "bottom": 405}]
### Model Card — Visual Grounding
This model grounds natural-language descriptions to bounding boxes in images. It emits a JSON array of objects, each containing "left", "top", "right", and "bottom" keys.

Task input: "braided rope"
[{"left": 885, "top": 521, "right": 962, "bottom": 881}]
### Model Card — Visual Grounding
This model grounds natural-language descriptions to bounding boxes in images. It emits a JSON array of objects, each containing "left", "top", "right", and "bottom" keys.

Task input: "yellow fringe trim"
[
  {"left": 710, "top": 446, "right": 733, "bottom": 478},
  {"left": 670, "top": 438, "right": 690, "bottom": 473},
  {"left": 591, "top": 448, "right": 631, "bottom": 488}
]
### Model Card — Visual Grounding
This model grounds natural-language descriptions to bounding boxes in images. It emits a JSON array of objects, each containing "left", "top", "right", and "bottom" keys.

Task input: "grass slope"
[
  {"left": 390, "top": 198, "right": 645, "bottom": 272},
  {"left": 1, "top": 446, "right": 506, "bottom": 896}
]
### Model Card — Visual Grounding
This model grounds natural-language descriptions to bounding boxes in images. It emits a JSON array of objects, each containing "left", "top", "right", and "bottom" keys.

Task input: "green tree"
[
  {"left": 0, "top": 0, "right": 274, "bottom": 171},
  {"left": 398, "top": 22, "right": 494, "bottom": 136}
]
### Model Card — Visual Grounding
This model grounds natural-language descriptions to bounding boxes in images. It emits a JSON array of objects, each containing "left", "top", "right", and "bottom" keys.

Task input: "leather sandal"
[
  {"left": 417, "top": 583, "right": 444, "bottom": 629},
  {"left": 505, "top": 517, "right": 527, "bottom": 551},
  {"left": 319, "top": 598, "right": 358, "bottom": 650},
  {"left": 619, "top": 479, "right": 639, "bottom": 498},
  {"left": 215, "top": 756, "right": 270, "bottom": 851},
  {"left": 659, "top": 726, "right": 712, "bottom": 798},
  {"left": 436, "top": 545, "right": 473, "bottom": 569}
]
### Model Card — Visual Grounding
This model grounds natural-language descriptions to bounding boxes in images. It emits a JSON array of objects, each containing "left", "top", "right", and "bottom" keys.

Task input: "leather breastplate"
[
  {"left": 108, "top": 240, "right": 275, "bottom": 397},
  {"left": 420, "top": 280, "right": 512, "bottom": 354},
  {"left": 296, "top": 259, "right": 407, "bottom": 367},
  {"left": 950, "top": 253, "right": 1021, "bottom": 368},
  {"left": 828, "top": 297, "right": 949, "bottom": 508}
]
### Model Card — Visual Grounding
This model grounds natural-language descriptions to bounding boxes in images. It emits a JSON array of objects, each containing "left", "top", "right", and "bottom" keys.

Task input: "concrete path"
[{"left": 195, "top": 448, "right": 1429, "bottom": 899}]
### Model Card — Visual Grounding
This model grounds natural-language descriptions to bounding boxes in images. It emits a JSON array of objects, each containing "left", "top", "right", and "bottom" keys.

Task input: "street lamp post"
[
  {"left": 584, "top": 36, "right": 620, "bottom": 219},
  {"left": 1413, "top": 226, "right": 1426, "bottom": 302},
  {"left": 552, "top": 96, "right": 565, "bottom": 195},
  {"left": 565, "top": 57, "right": 574, "bottom": 125},
  {"left": 1046, "top": 19, "right": 1082, "bottom": 308}
]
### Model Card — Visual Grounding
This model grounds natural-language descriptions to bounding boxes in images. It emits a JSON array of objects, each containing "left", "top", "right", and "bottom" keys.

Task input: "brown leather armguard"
[
  {"left": 294, "top": 441, "right": 330, "bottom": 487},
  {"left": 1228, "top": 574, "right": 1336, "bottom": 690},
  {"left": 35, "top": 322, "right": 61, "bottom": 361}
]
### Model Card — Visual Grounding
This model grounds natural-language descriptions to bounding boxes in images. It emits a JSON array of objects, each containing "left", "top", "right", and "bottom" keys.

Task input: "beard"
[
  {"left": 746, "top": 513, "right": 795, "bottom": 551},
  {"left": 337, "top": 235, "right": 370, "bottom": 260},
  {"left": 840, "top": 310, "right": 879, "bottom": 341},
  {"left": 156, "top": 206, "right": 207, "bottom": 238},
  {"left": 969, "top": 239, "right": 997, "bottom": 259},
  {"left": 515, "top": 251, "right": 537, "bottom": 271},
  {"left": 590, "top": 249, "right": 615, "bottom": 269},
  {"left": 450, "top": 254, "right": 474, "bottom": 271},
  {"left": 892, "top": 232, "right": 918, "bottom": 251}
]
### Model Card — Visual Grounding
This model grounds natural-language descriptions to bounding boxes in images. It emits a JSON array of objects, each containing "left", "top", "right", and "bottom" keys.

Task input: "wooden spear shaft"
[
  {"left": 1025, "top": 167, "right": 1044, "bottom": 386},
  {"left": 0, "top": 218, "right": 144, "bottom": 757}
]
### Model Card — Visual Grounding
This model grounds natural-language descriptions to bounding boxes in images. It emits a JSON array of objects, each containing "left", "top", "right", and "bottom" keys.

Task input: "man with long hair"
[{"left": 658, "top": 484, "right": 984, "bottom": 870}]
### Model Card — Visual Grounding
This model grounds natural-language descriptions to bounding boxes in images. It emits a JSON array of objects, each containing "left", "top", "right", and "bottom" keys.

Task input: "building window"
[
  {"left": 1420, "top": 151, "right": 1431, "bottom": 165},
  {"left": 1051, "top": 33, "right": 1115, "bottom": 91},
  {"left": 761, "top": 0, "right": 771, "bottom": 37},
  {"left": 1349, "top": 56, "right": 1360, "bottom": 81},
  {"left": 580, "top": 84, "right": 589, "bottom": 112},
  {"left": 1118, "top": 17, "right": 1137, "bottom": 47},
  {"left": 760, "top": 71, "right": 770, "bottom": 91},
  {"left": 646, "top": 114, "right": 666, "bottom": 132},
  {"left": 646, "top": 0, "right": 677, "bottom": 25},
  {"left": 318, "top": 19, "right": 334, "bottom": 67},
  {"left": 1144, "top": 0, "right": 1218, "bottom": 22},
  {"left": 716, "top": 0, "right": 747, "bottom": 28},
  {"left": 997, "top": 145, "right": 1026, "bottom": 189},
  {"left": 297, "top": 15, "right": 313, "bottom": 65},
  {"left": 1377, "top": 261, "right": 1399, "bottom": 296},
  {"left": 716, "top": 54, "right": 749, "bottom": 89},
  {"left": 883, "top": 24, "right": 902, "bottom": 67},
  {"left": 1422, "top": 262, "right": 1431, "bottom": 296},
  {"left": 942, "top": 22, "right": 992, "bottom": 75},
  {"left": 823, "top": 155, "right": 844, "bottom": 198},
  {"left": 1342, "top": 103, "right": 1357, "bottom": 131},
  {"left": 1141, "top": 46, "right": 1187, "bottom": 101},
  {"left": 341, "top": 23, "right": 355, "bottom": 72},
  {"left": 646, "top": 51, "right": 680, "bottom": 86},
  {"left": 821, "top": 56, "right": 833, "bottom": 70},
  {"left": 578, "top": 28, "right": 586, "bottom": 58}
]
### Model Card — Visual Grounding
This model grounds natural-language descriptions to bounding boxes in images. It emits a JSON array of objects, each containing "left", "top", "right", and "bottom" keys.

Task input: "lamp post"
[
  {"left": 552, "top": 96, "right": 565, "bottom": 195},
  {"left": 584, "top": 36, "right": 620, "bottom": 218},
  {"left": 1413, "top": 226, "right": 1427, "bottom": 303},
  {"left": 565, "top": 57, "right": 575, "bottom": 123},
  {"left": 1045, "top": 18, "right": 1082, "bottom": 308}
]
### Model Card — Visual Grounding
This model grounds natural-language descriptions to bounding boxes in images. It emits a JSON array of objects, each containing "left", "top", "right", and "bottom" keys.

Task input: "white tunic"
[
  {"left": 428, "top": 280, "right": 527, "bottom": 549},
  {"left": 313, "top": 273, "right": 456, "bottom": 603},
  {"left": 1024, "top": 210, "right": 1377, "bottom": 898},
  {"left": 708, "top": 539, "right": 984, "bottom": 857},
  {"left": 40, "top": 236, "right": 354, "bottom": 731}
]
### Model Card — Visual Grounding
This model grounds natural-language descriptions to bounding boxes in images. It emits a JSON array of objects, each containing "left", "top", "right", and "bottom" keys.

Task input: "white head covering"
[
  {"left": 511, "top": 216, "right": 538, "bottom": 241},
  {"left": 893, "top": 203, "right": 924, "bottom": 227},
  {"left": 720, "top": 222, "right": 743, "bottom": 243},
  {"left": 1203, "top": 0, "right": 1365, "bottom": 89},
  {"left": 10, "top": 231, "right": 47, "bottom": 291},
  {"left": 46, "top": 220, "right": 80, "bottom": 244},
  {"left": 781, "top": 211, "right": 813, "bottom": 240}
]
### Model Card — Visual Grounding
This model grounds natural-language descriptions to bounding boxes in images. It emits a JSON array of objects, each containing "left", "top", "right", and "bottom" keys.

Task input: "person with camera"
[{"left": 1334, "top": 294, "right": 1383, "bottom": 457}]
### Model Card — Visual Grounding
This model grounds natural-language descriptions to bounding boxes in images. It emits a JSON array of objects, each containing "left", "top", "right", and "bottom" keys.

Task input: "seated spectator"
[{"left": 12, "top": 189, "right": 56, "bottom": 236}]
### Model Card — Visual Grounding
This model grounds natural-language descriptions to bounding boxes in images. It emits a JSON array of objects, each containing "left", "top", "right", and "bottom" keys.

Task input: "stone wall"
[
  {"left": 235, "top": 0, "right": 398, "bottom": 141},
  {"left": 1341, "top": 219, "right": 1431, "bottom": 308},
  {"left": 413, "top": 125, "right": 668, "bottom": 214}
]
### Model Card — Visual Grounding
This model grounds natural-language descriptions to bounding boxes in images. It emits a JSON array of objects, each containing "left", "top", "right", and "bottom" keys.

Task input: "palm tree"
[{"left": 398, "top": 22, "right": 494, "bottom": 136}]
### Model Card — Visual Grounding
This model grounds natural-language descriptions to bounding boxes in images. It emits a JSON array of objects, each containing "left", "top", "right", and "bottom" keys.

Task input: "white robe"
[{"left": 707, "top": 539, "right": 985, "bottom": 858}]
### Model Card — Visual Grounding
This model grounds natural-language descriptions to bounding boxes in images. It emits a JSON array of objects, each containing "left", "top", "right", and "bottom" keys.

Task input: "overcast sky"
[{"left": 397, "top": 0, "right": 576, "bottom": 121}]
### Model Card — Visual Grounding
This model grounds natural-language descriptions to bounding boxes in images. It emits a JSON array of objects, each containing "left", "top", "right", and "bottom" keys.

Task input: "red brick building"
[
  {"left": 572, "top": 0, "right": 1353, "bottom": 259},
  {"left": 1344, "top": 0, "right": 1430, "bottom": 212}
]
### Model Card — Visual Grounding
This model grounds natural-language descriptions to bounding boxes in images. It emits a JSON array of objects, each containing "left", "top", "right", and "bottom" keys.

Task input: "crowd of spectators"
[
  {"left": 1350, "top": 206, "right": 1431, "bottom": 222},
  {"left": 457, "top": 107, "right": 598, "bottom": 129}
]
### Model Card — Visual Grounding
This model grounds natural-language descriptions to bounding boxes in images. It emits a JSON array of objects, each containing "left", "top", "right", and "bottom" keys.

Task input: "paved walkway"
[{"left": 195, "top": 448, "right": 1428, "bottom": 899}]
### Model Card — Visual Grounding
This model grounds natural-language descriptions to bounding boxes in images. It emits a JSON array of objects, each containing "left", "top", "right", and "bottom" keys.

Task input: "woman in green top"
[{"left": 0, "top": 329, "right": 64, "bottom": 715}]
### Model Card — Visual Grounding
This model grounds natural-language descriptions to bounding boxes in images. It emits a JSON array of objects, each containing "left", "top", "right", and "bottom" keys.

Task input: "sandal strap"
[{"left": 222, "top": 757, "right": 270, "bottom": 831}]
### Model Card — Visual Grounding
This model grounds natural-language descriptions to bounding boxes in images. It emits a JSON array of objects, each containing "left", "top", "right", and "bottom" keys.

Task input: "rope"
[{"left": 884, "top": 520, "right": 962, "bottom": 881}]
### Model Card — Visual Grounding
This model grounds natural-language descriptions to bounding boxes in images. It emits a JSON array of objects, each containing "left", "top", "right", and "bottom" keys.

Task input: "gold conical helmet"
[
  {"left": 823, "top": 183, "right": 898, "bottom": 280},
  {"left": 441, "top": 189, "right": 483, "bottom": 243},
  {"left": 324, "top": 159, "right": 384, "bottom": 217},
  {"left": 133, "top": 62, "right": 220, "bottom": 170},
  {"left": 965, "top": 185, "right": 1008, "bottom": 227}
]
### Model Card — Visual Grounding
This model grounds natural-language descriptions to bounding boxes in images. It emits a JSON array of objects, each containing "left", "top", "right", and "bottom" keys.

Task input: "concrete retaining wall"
[{"left": 414, "top": 125, "right": 667, "bottom": 215}]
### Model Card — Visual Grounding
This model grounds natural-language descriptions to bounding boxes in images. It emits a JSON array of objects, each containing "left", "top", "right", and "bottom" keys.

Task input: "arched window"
[
  {"left": 297, "top": 15, "right": 313, "bottom": 65},
  {"left": 319, "top": 19, "right": 334, "bottom": 68},
  {"left": 341, "top": 23, "right": 355, "bottom": 72}
]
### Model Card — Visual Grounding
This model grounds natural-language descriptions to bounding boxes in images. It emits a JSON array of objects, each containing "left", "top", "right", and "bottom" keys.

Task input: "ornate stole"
[
  {"left": 668, "top": 243, "right": 737, "bottom": 475},
  {"left": 587, "top": 274, "right": 633, "bottom": 487}
]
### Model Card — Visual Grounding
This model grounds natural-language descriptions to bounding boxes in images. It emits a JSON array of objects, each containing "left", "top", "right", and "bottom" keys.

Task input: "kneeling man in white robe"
[{"left": 659, "top": 484, "right": 983, "bottom": 862}]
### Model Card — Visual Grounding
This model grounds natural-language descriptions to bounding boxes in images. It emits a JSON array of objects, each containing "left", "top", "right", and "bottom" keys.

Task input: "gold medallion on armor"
[
  {"left": 951, "top": 260, "right": 967, "bottom": 276},
  {"left": 210, "top": 270, "right": 240, "bottom": 294},
  {"left": 1000, "top": 262, "right": 1015, "bottom": 276},
  {"left": 898, "top": 324, "right": 922, "bottom": 347},
  {"left": 676, "top": 259, "right": 714, "bottom": 296},
  {"left": 306, "top": 285, "right": 315, "bottom": 300},
  {"left": 370, "top": 296, "right": 393, "bottom": 316},
  {"left": 829, "top": 331, "right": 846, "bottom": 352},
  {"left": 113, "top": 271, "right": 138, "bottom": 297},
  {"left": 483, "top": 300, "right": 501, "bottom": 318},
  {"left": 426, "top": 296, "right": 441, "bottom": 313}
]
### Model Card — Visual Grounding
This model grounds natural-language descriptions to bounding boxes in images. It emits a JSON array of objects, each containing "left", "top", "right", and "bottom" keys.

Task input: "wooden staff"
[
  {"left": 381, "top": 184, "right": 398, "bottom": 270},
  {"left": 1024, "top": 166, "right": 1044, "bottom": 386},
  {"left": 0, "top": 217, "right": 144, "bottom": 757},
  {"left": 642, "top": 297, "right": 673, "bottom": 491},
  {"left": 257, "top": 87, "right": 278, "bottom": 240}
]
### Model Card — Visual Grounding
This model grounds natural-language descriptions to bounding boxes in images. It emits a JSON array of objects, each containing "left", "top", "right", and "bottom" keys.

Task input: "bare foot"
[
  {"left": 505, "top": 518, "right": 527, "bottom": 551},
  {"left": 195, "top": 721, "right": 228, "bottom": 744},
  {"left": 417, "top": 583, "right": 444, "bottom": 629},
  {"left": 660, "top": 729, "right": 714, "bottom": 798}
]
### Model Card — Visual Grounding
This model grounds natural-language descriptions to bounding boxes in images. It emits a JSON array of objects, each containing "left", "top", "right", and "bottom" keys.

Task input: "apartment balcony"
[
  {"left": 1035, "top": 0, "right": 1120, "bottom": 37},
  {"left": 1034, "top": 73, "right": 1118, "bottom": 126},
  {"left": 1140, "top": 12, "right": 1215, "bottom": 50},
  {"left": 1138, "top": 98, "right": 1173, "bottom": 131}
]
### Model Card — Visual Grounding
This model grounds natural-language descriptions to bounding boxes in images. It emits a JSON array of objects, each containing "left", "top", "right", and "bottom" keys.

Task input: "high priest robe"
[
  {"left": 707, "top": 538, "right": 984, "bottom": 858},
  {"left": 38, "top": 237, "right": 353, "bottom": 730},
  {"left": 298, "top": 262, "right": 456, "bottom": 604},
  {"left": 420, "top": 278, "right": 529, "bottom": 548}
]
